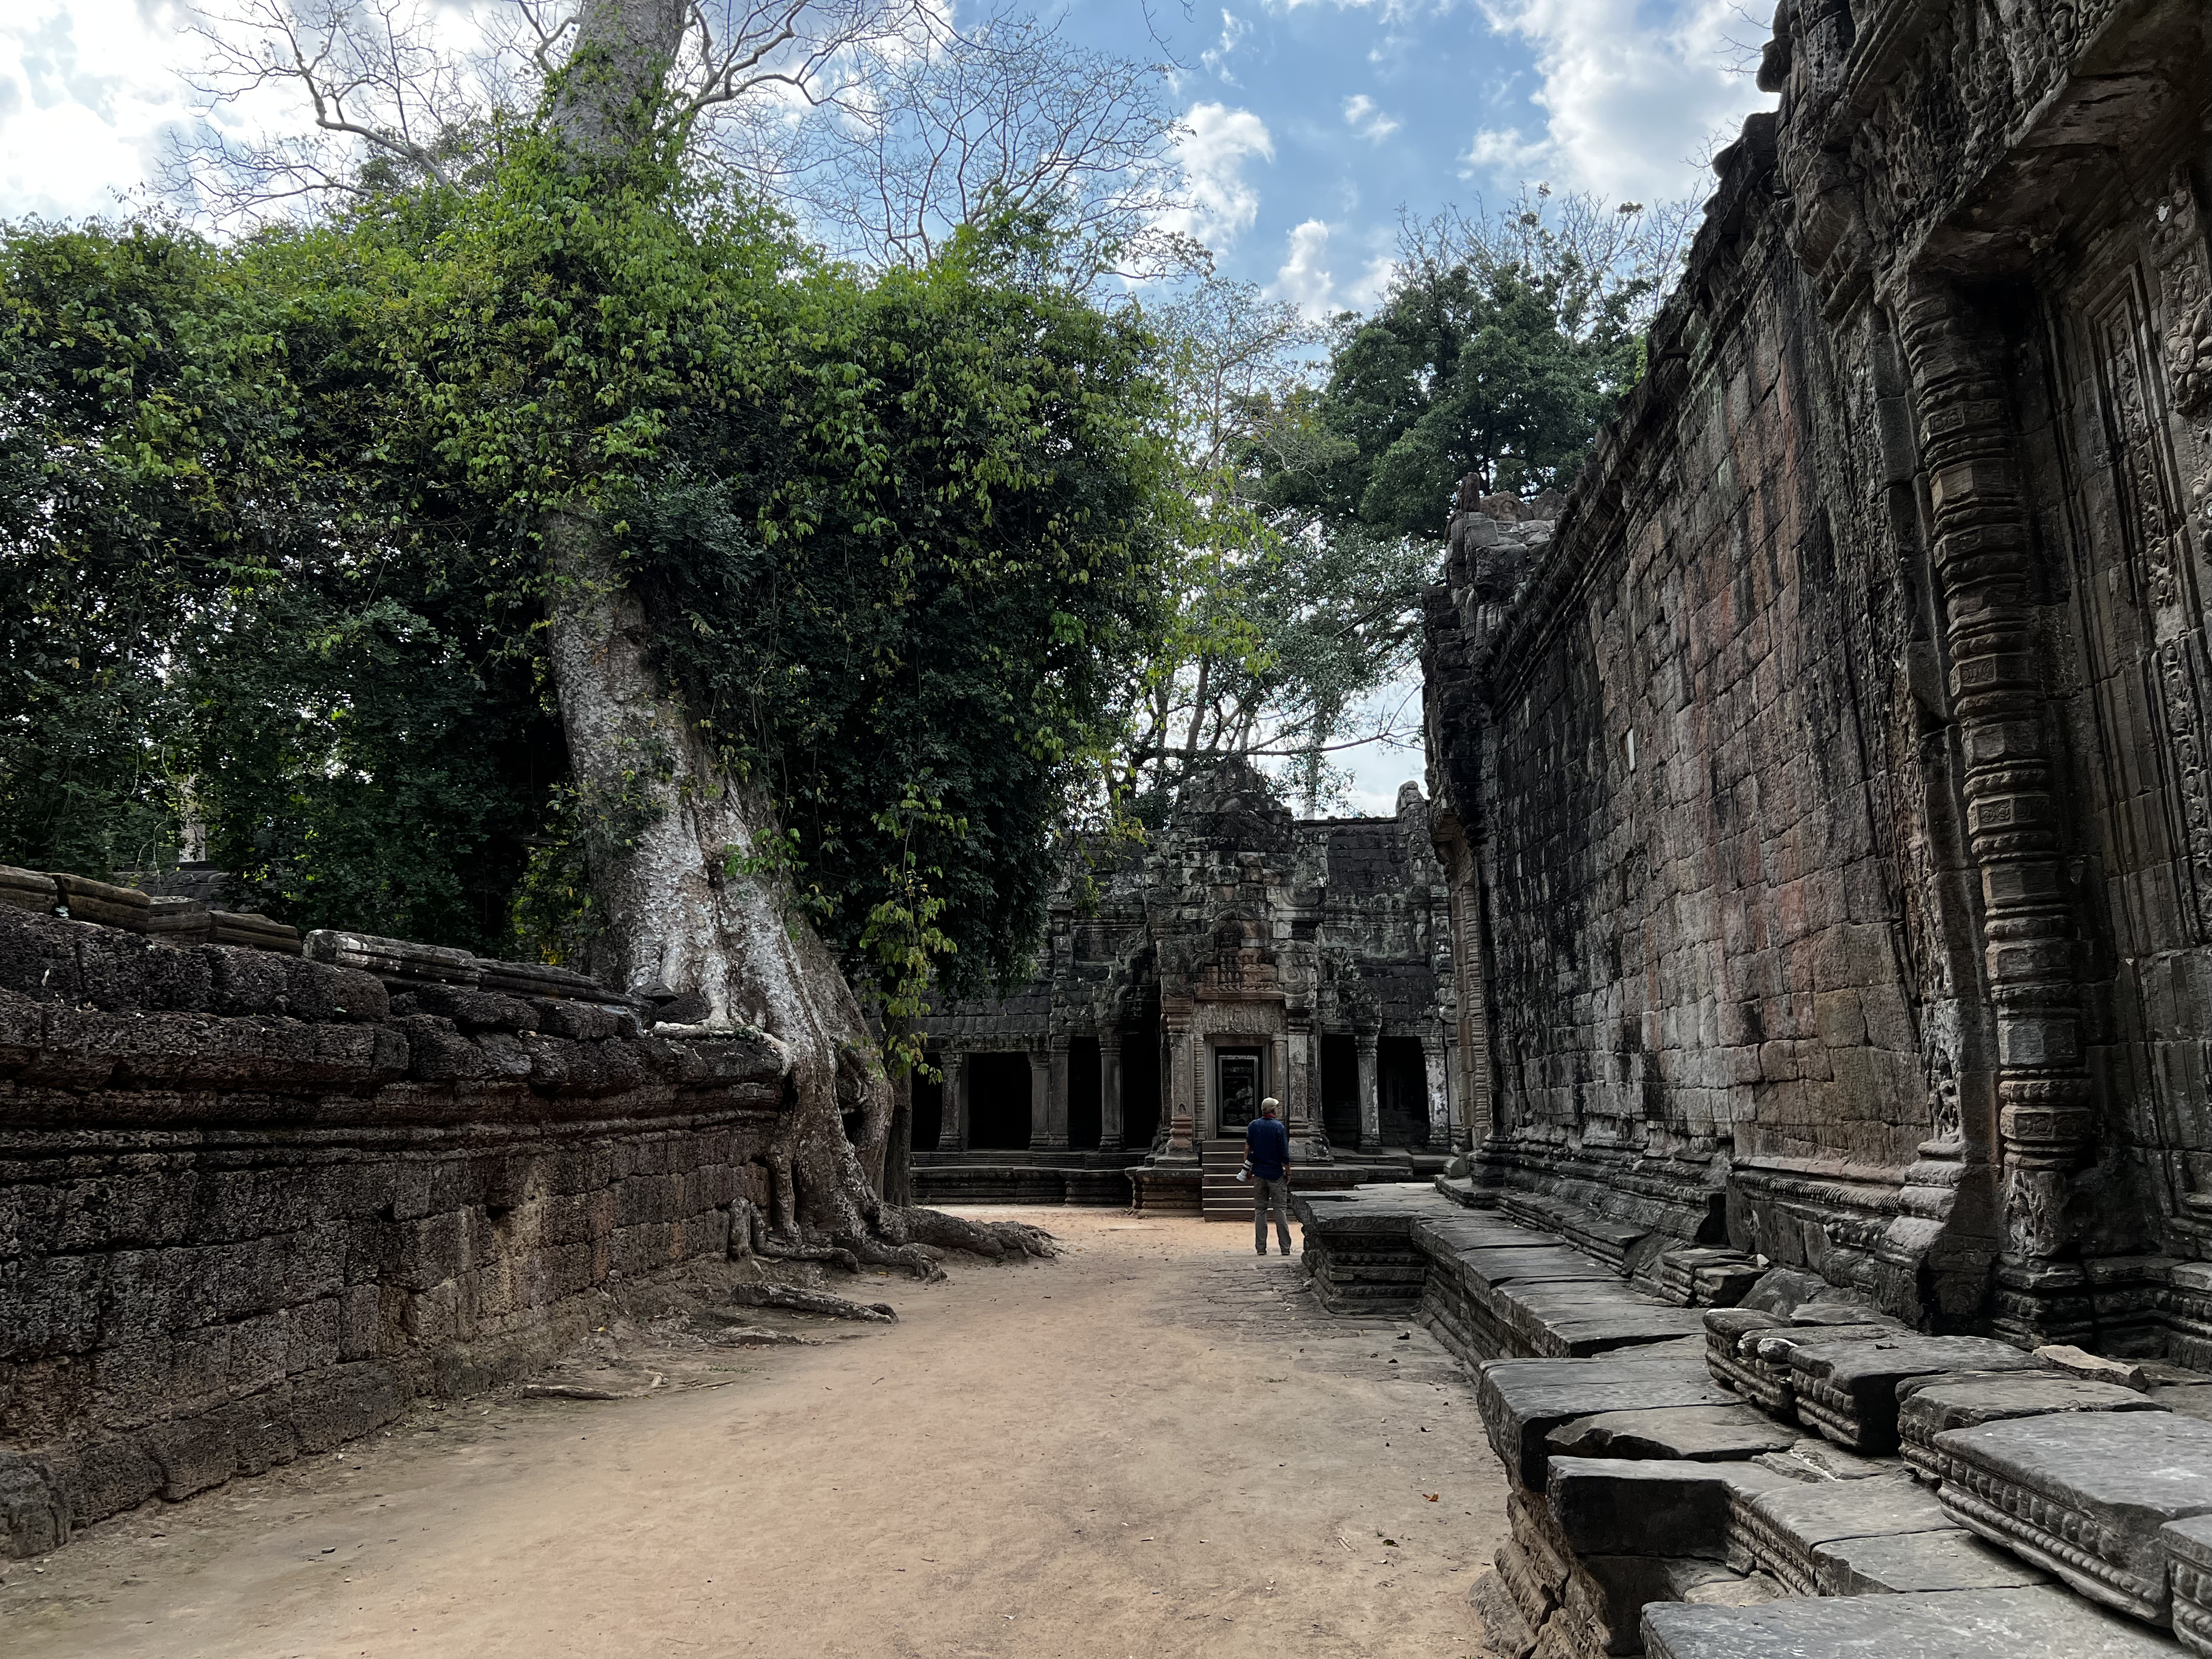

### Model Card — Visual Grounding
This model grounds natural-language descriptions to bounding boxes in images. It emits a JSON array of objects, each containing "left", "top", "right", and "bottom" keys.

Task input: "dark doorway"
[
  {"left": 1379, "top": 1036, "right": 1430, "bottom": 1147},
  {"left": 1069, "top": 1037, "right": 1101, "bottom": 1151},
  {"left": 969, "top": 1052, "right": 1033, "bottom": 1150},
  {"left": 911, "top": 1065, "right": 944, "bottom": 1150},
  {"left": 1321, "top": 1034, "right": 1360, "bottom": 1147},
  {"left": 1215, "top": 1046, "right": 1263, "bottom": 1136},
  {"left": 1121, "top": 1021, "right": 1161, "bottom": 1151}
]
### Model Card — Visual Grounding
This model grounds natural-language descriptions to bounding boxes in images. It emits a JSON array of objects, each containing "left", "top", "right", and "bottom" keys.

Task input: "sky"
[{"left": 0, "top": 0, "right": 1774, "bottom": 811}]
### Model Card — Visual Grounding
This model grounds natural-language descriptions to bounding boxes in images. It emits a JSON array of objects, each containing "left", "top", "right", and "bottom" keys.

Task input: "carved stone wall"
[
  {"left": 0, "top": 903, "right": 784, "bottom": 1556},
  {"left": 1423, "top": 0, "right": 2212, "bottom": 1344}
]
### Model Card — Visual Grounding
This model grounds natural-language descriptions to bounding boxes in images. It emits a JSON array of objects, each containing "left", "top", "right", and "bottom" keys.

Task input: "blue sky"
[
  {"left": 0, "top": 1, "right": 1772, "bottom": 295},
  {"left": 0, "top": 0, "right": 1772, "bottom": 811},
  {"left": 1056, "top": 0, "right": 1771, "bottom": 313}
]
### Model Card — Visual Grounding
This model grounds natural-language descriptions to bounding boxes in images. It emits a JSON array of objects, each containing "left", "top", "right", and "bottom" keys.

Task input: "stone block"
[
  {"left": 1642, "top": 1585, "right": 2186, "bottom": 1657},
  {"left": 1730, "top": 1474, "right": 1951, "bottom": 1594},
  {"left": 0, "top": 1451, "right": 69, "bottom": 1558},
  {"left": 1932, "top": 1411, "right": 2212, "bottom": 1622},
  {"left": 289, "top": 1362, "right": 402, "bottom": 1454},
  {"left": 1788, "top": 1333, "right": 2042, "bottom": 1453},
  {"left": 1898, "top": 1372, "right": 2166, "bottom": 1481},
  {"left": 1481, "top": 1356, "right": 1742, "bottom": 1489},
  {"left": 144, "top": 1410, "right": 238, "bottom": 1500},
  {"left": 1812, "top": 1526, "right": 2049, "bottom": 1595},
  {"left": 1549, "top": 1455, "right": 1795, "bottom": 1559}
]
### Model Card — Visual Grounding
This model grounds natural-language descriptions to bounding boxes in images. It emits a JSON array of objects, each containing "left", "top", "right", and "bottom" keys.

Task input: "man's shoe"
[{"left": 1255, "top": 1247, "right": 1266, "bottom": 1255}]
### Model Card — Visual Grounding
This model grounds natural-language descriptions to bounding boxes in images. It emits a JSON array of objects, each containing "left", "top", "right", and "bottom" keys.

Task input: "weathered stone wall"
[
  {"left": 1425, "top": 0, "right": 2212, "bottom": 1347},
  {"left": 0, "top": 905, "right": 783, "bottom": 1556}
]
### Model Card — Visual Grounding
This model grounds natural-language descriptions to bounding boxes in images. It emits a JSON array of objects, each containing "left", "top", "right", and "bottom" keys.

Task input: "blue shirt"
[{"left": 1245, "top": 1116, "right": 1290, "bottom": 1180}]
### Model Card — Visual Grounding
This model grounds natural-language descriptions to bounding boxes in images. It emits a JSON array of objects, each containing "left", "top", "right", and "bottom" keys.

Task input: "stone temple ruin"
[
  {"left": 907, "top": 758, "right": 1467, "bottom": 1214},
  {"left": 12, "top": 1, "right": 2212, "bottom": 1655},
  {"left": 1311, "top": 0, "right": 2212, "bottom": 1652}
]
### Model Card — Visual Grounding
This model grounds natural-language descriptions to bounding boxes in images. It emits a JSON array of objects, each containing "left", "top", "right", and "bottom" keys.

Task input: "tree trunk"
[{"left": 533, "top": 8, "right": 1050, "bottom": 1274}]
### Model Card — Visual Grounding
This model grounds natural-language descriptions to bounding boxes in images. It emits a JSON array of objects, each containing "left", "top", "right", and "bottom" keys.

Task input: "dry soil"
[{"left": 1, "top": 1208, "right": 1505, "bottom": 1658}]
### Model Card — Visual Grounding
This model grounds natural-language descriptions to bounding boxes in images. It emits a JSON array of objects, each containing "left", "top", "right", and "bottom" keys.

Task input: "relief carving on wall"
[
  {"left": 2152, "top": 166, "right": 2212, "bottom": 420},
  {"left": 2090, "top": 251, "right": 2212, "bottom": 941}
]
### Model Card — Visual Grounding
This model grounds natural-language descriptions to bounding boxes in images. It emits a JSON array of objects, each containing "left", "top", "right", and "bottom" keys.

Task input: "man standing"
[{"left": 1246, "top": 1097, "right": 1293, "bottom": 1256}]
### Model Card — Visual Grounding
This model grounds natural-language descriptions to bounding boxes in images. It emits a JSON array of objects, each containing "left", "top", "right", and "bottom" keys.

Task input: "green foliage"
[
  {"left": 1259, "top": 259, "right": 1645, "bottom": 538},
  {"left": 622, "top": 212, "right": 1170, "bottom": 999},
  {"left": 1, "top": 136, "right": 1168, "bottom": 1005}
]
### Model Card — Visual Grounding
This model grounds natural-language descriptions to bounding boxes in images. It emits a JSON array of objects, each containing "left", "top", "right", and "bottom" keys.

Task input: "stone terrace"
[{"left": 1297, "top": 1180, "right": 2212, "bottom": 1658}]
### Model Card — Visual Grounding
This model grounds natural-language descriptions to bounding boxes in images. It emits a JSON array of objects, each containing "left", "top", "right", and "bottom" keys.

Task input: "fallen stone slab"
[
  {"left": 1502, "top": 1282, "right": 1709, "bottom": 1357},
  {"left": 1730, "top": 1473, "right": 1952, "bottom": 1593},
  {"left": 1548, "top": 1404, "right": 1801, "bottom": 1463},
  {"left": 1480, "top": 1356, "right": 1741, "bottom": 1488},
  {"left": 1788, "top": 1333, "right": 2042, "bottom": 1453},
  {"left": 1932, "top": 1410, "right": 2212, "bottom": 1623},
  {"left": 1812, "top": 1525, "right": 2050, "bottom": 1595},
  {"left": 1898, "top": 1371, "right": 2166, "bottom": 1480},
  {"left": 2038, "top": 1344, "right": 2152, "bottom": 1391},
  {"left": 1642, "top": 1584, "right": 2188, "bottom": 1657}
]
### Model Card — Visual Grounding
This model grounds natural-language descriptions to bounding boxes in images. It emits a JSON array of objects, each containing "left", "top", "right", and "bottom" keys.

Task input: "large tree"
[{"left": 3, "top": 0, "right": 1173, "bottom": 1269}]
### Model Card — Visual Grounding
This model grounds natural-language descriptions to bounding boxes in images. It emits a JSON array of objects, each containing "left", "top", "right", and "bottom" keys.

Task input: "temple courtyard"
[{"left": 0, "top": 1211, "right": 1501, "bottom": 1658}]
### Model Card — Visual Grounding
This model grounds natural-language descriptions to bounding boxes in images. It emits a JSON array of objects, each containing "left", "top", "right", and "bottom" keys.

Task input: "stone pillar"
[
  {"left": 936, "top": 1050, "right": 966, "bottom": 1152},
  {"left": 1098, "top": 1032, "right": 1124, "bottom": 1152},
  {"left": 1287, "top": 1020, "right": 1325, "bottom": 1162},
  {"left": 1444, "top": 1035, "right": 1469, "bottom": 1153},
  {"left": 1357, "top": 1031, "right": 1381, "bottom": 1152},
  {"left": 1042, "top": 1036, "right": 1071, "bottom": 1151},
  {"left": 1420, "top": 1030, "right": 1449, "bottom": 1150},
  {"left": 1267, "top": 1031, "right": 1289, "bottom": 1136},
  {"left": 1163, "top": 1015, "right": 1196, "bottom": 1160},
  {"left": 1899, "top": 279, "right": 2093, "bottom": 1345},
  {"left": 1027, "top": 1047, "right": 1052, "bottom": 1151}
]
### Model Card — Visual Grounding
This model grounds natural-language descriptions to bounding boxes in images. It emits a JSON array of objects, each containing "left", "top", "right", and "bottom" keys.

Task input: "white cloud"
[
  {"left": 1161, "top": 102, "right": 1274, "bottom": 247},
  {"left": 1267, "top": 217, "right": 1392, "bottom": 318},
  {"left": 1341, "top": 93, "right": 1400, "bottom": 143},
  {"left": 0, "top": 1, "right": 192, "bottom": 221},
  {"left": 1202, "top": 11, "right": 1252, "bottom": 83},
  {"left": 1464, "top": 0, "right": 1772, "bottom": 202}
]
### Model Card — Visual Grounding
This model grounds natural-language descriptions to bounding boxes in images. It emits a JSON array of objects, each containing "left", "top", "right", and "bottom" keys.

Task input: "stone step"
[{"left": 1642, "top": 1586, "right": 2184, "bottom": 1658}]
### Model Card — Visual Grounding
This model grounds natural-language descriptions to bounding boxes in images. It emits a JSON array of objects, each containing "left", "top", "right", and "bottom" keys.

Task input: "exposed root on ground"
[
  {"left": 731, "top": 1282, "right": 897, "bottom": 1321},
  {"left": 892, "top": 1205, "right": 1058, "bottom": 1261}
]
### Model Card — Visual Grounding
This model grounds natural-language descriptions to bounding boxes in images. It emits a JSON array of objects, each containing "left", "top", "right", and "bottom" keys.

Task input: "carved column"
[
  {"left": 1267, "top": 1030, "right": 1289, "bottom": 1129},
  {"left": 936, "top": 1050, "right": 966, "bottom": 1152},
  {"left": 1899, "top": 280, "right": 2094, "bottom": 1345},
  {"left": 1357, "top": 1030, "right": 1381, "bottom": 1152},
  {"left": 1098, "top": 1032, "right": 1124, "bottom": 1152},
  {"left": 1041, "top": 1035, "right": 1071, "bottom": 1151},
  {"left": 1287, "top": 1018, "right": 1323, "bottom": 1162},
  {"left": 1420, "top": 1029, "right": 1450, "bottom": 1150},
  {"left": 1162, "top": 1008, "right": 1196, "bottom": 1160},
  {"left": 1444, "top": 1034, "right": 1468, "bottom": 1152},
  {"left": 1027, "top": 1047, "right": 1052, "bottom": 1151}
]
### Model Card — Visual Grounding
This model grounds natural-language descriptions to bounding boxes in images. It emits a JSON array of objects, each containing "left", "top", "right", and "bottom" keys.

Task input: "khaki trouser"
[{"left": 1254, "top": 1175, "right": 1292, "bottom": 1254}]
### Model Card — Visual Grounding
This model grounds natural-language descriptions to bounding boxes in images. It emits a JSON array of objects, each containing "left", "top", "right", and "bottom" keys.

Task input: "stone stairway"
[{"left": 1201, "top": 1137, "right": 1256, "bottom": 1222}]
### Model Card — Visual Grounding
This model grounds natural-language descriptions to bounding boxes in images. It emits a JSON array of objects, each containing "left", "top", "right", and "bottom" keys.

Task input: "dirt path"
[{"left": 1, "top": 1210, "right": 1504, "bottom": 1659}]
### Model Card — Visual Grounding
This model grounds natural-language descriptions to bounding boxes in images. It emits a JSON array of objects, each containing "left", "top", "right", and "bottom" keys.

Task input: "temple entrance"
[{"left": 1215, "top": 1047, "right": 1263, "bottom": 1136}]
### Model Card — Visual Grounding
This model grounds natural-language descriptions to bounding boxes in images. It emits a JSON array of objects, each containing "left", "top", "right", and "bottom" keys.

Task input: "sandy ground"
[{"left": 1, "top": 1209, "right": 1505, "bottom": 1659}]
